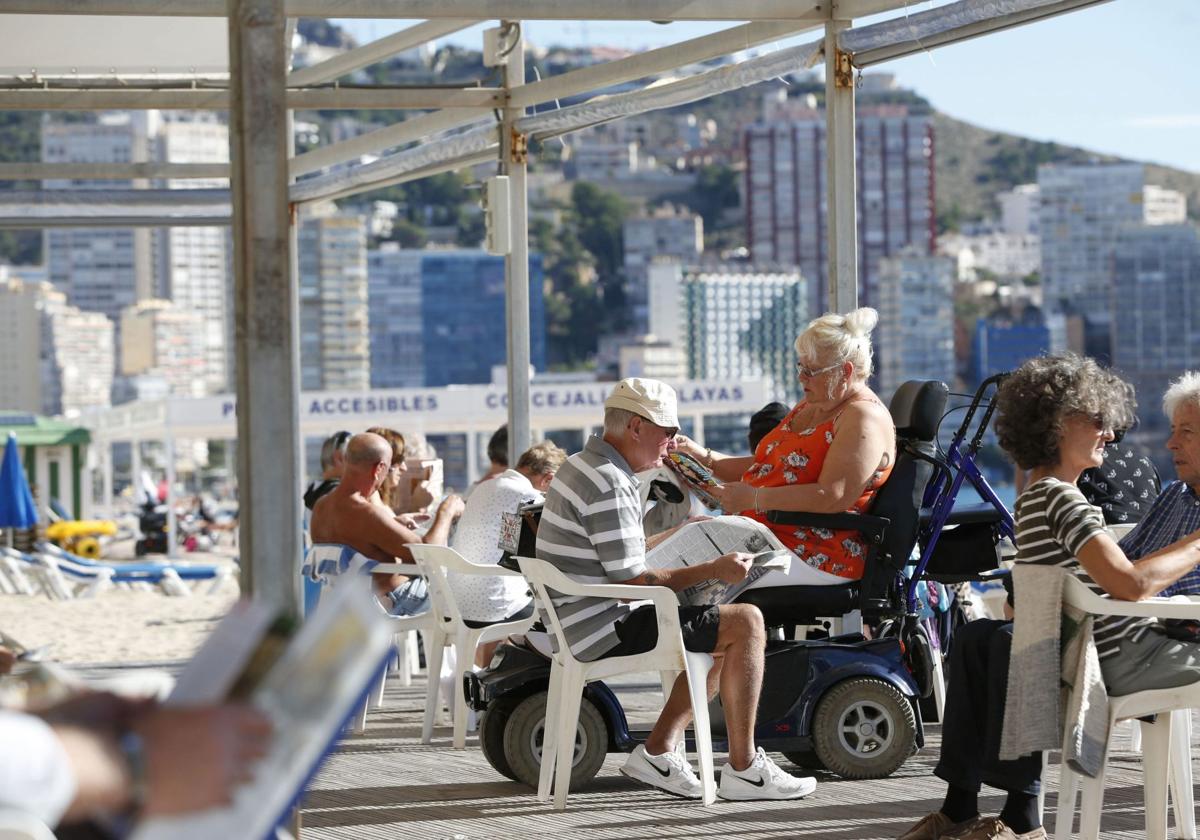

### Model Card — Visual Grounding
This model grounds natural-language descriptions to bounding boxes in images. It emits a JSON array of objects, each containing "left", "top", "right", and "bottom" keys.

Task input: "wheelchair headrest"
[{"left": 889, "top": 380, "right": 948, "bottom": 443}]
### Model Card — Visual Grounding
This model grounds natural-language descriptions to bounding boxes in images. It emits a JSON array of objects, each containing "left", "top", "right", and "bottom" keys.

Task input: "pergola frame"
[{"left": 0, "top": 0, "right": 1113, "bottom": 612}]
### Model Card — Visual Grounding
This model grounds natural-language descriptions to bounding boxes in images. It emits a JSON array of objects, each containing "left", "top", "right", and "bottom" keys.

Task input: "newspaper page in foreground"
[
  {"left": 645, "top": 515, "right": 792, "bottom": 606},
  {"left": 132, "top": 576, "right": 396, "bottom": 840}
]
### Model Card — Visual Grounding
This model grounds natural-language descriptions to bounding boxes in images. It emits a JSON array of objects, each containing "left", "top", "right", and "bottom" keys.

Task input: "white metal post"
[
  {"left": 465, "top": 431, "right": 479, "bottom": 486},
  {"left": 228, "top": 0, "right": 302, "bottom": 613},
  {"left": 101, "top": 442, "right": 114, "bottom": 519},
  {"left": 501, "top": 21, "right": 532, "bottom": 465},
  {"left": 130, "top": 440, "right": 143, "bottom": 504},
  {"left": 165, "top": 435, "right": 178, "bottom": 558},
  {"left": 825, "top": 20, "right": 858, "bottom": 314}
]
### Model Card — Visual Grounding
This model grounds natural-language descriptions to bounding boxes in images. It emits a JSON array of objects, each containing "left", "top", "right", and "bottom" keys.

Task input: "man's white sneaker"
[
  {"left": 718, "top": 748, "right": 817, "bottom": 801},
  {"left": 619, "top": 743, "right": 703, "bottom": 799}
]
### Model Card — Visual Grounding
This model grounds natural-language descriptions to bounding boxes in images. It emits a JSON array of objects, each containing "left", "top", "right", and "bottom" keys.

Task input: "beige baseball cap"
[{"left": 605, "top": 378, "right": 680, "bottom": 429}]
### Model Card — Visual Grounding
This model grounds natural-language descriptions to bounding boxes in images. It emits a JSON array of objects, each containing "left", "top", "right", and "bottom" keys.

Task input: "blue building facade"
[
  {"left": 368, "top": 248, "right": 546, "bottom": 388},
  {"left": 969, "top": 309, "right": 1055, "bottom": 386}
]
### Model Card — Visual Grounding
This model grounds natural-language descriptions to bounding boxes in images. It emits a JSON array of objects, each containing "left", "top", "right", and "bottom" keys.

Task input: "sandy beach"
[{"left": 0, "top": 544, "right": 241, "bottom": 667}]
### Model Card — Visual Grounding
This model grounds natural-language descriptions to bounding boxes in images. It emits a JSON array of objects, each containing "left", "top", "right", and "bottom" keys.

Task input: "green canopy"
[{"left": 0, "top": 414, "right": 90, "bottom": 447}]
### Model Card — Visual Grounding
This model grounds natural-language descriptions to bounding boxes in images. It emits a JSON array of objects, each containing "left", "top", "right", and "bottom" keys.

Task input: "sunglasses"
[{"left": 795, "top": 361, "right": 842, "bottom": 379}]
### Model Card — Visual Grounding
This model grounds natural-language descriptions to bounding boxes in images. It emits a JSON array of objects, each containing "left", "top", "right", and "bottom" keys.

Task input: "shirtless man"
[{"left": 311, "top": 433, "right": 464, "bottom": 607}]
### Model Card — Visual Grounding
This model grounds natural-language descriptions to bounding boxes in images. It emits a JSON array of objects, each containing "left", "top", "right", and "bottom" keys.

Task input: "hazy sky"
[{"left": 336, "top": 0, "right": 1199, "bottom": 173}]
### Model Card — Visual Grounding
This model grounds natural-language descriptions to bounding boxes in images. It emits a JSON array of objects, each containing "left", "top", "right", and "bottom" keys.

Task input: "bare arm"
[
  {"left": 1076, "top": 528, "right": 1200, "bottom": 601},
  {"left": 710, "top": 454, "right": 756, "bottom": 482},
  {"left": 623, "top": 552, "right": 752, "bottom": 592},
  {"left": 672, "top": 434, "right": 755, "bottom": 481},
  {"left": 420, "top": 494, "right": 465, "bottom": 548},
  {"left": 712, "top": 402, "right": 895, "bottom": 515},
  {"left": 355, "top": 494, "right": 463, "bottom": 561}
]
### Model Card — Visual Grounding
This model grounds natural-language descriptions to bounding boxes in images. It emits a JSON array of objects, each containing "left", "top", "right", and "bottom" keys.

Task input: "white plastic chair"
[
  {"left": 306, "top": 543, "right": 434, "bottom": 734},
  {"left": 1053, "top": 575, "right": 1198, "bottom": 840},
  {"left": 0, "top": 809, "right": 56, "bottom": 840},
  {"left": 408, "top": 544, "right": 537, "bottom": 749},
  {"left": 516, "top": 555, "right": 717, "bottom": 810}
]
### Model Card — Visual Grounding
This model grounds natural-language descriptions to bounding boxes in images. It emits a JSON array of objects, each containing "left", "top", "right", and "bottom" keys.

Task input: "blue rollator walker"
[{"left": 467, "top": 376, "right": 1016, "bottom": 788}]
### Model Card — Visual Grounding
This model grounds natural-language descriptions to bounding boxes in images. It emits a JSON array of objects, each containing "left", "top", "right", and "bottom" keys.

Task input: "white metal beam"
[
  {"left": 228, "top": 0, "right": 301, "bottom": 611},
  {"left": 288, "top": 122, "right": 497, "bottom": 202},
  {"left": 287, "top": 19, "right": 476, "bottom": 87},
  {"left": 1, "top": 0, "right": 833, "bottom": 19},
  {"left": 0, "top": 87, "right": 503, "bottom": 110},
  {"left": 295, "top": 148, "right": 496, "bottom": 204},
  {"left": 501, "top": 22, "right": 532, "bottom": 465},
  {"left": 511, "top": 20, "right": 818, "bottom": 110},
  {"left": 840, "top": 0, "right": 1114, "bottom": 66},
  {"left": 824, "top": 22, "right": 857, "bottom": 313},
  {"left": 289, "top": 109, "right": 491, "bottom": 177},
  {"left": 0, "top": 162, "right": 228, "bottom": 180},
  {"left": 518, "top": 39, "right": 823, "bottom": 140},
  {"left": 0, "top": 188, "right": 230, "bottom": 228}
]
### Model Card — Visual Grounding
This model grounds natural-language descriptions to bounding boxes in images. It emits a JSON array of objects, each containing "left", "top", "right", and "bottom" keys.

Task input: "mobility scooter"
[{"left": 467, "top": 377, "right": 1014, "bottom": 789}]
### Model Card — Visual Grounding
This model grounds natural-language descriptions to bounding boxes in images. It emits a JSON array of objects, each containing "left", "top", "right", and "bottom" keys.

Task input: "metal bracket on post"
[
  {"left": 509, "top": 128, "right": 528, "bottom": 164},
  {"left": 834, "top": 49, "right": 854, "bottom": 88}
]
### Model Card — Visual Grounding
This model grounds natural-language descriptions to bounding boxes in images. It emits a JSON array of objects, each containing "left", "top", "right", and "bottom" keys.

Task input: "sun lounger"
[{"left": 38, "top": 543, "right": 235, "bottom": 595}]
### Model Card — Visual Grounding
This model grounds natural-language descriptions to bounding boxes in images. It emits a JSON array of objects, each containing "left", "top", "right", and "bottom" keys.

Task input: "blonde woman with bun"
[{"left": 675, "top": 307, "right": 896, "bottom": 581}]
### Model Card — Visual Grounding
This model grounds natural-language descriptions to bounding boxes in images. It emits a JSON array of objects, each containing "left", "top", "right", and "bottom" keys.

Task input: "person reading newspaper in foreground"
[{"left": 535, "top": 377, "right": 816, "bottom": 802}]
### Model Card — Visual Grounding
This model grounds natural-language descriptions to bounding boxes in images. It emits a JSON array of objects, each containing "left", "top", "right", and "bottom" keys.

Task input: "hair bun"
[{"left": 841, "top": 307, "right": 878, "bottom": 338}]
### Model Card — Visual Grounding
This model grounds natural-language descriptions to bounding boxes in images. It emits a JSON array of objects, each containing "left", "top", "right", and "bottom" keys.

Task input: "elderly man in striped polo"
[{"left": 535, "top": 378, "right": 815, "bottom": 802}]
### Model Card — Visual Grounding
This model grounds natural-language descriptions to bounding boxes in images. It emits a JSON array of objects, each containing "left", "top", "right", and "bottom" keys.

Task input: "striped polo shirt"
[
  {"left": 1015, "top": 477, "right": 1154, "bottom": 659},
  {"left": 535, "top": 435, "right": 648, "bottom": 661}
]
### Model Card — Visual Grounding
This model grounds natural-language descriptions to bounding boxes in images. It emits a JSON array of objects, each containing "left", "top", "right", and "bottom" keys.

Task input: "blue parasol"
[{"left": 0, "top": 432, "right": 38, "bottom": 529}]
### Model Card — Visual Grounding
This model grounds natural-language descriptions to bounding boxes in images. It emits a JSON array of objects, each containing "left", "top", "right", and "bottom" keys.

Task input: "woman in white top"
[{"left": 449, "top": 441, "right": 567, "bottom": 665}]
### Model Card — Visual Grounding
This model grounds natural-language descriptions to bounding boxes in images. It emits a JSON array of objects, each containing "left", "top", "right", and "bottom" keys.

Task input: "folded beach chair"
[
  {"left": 38, "top": 542, "right": 234, "bottom": 595},
  {"left": 9, "top": 548, "right": 190, "bottom": 599}
]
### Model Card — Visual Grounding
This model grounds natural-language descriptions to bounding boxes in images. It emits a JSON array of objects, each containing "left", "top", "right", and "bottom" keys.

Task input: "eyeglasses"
[{"left": 795, "top": 361, "right": 842, "bottom": 379}]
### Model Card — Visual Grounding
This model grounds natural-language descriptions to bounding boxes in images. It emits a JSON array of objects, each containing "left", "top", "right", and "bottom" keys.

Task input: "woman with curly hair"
[{"left": 900, "top": 353, "right": 1200, "bottom": 840}]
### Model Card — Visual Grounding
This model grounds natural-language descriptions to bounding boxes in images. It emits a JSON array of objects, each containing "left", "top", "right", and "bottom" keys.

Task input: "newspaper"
[
  {"left": 646, "top": 515, "right": 792, "bottom": 606},
  {"left": 132, "top": 575, "right": 395, "bottom": 840},
  {"left": 664, "top": 451, "right": 723, "bottom": 510}
]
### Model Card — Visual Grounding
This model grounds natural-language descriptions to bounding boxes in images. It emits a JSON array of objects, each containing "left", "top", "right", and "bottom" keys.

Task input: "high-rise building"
[
  {"left": 745, "top": 104, "right": 935, "bottom": 313},
  {"left": 42, "top": 113, "right": 156, "bottom": 328},
  {"left": 152, "top": 113, "right": 231, "bottom": 392},
  {"left": 874, "top": 250, "right": 956, "bottom": 400},
  {"left": 648, "top": 261, "right": 807, "bottom": 401},
  {"left": 1142, "top": 185, "right": 1188, "bottom": 226},
  {"left": 0, "top": 276, "right": 113, "bottom": 417},
  {"left": 969, "top": 306, "right": 1062, "bottom": 387},
  {"left": 1112, "top": 224, "right": 1200, "bottom": 440},
  {"left": 367, "top": 247, "right": 546, "bottom": 388},
  {"left": 1038, "top": 163, "right": 1144, "bottom": 359},
  {"left": 299, "top": 211, "right": 371, "bottom": 391},
  {"left": 42, "top": 111, "right": 231, "bottom": 394},
  {"left": 1038, "top": 164, "right": 1189, "bottom": 360},
  {"left": 623, "top": 206, "right": 703, "bottom": 333},
  {"left": 119, "top": 299, "right": 208, "bottom": 398},
  {"left": 997, "top": 184, "right": 1040, "bottom": 236}
]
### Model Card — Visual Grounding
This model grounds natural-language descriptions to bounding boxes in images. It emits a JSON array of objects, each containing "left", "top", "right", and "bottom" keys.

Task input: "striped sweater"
[
  {"left": 535, "top": 436, "right": 648, "bottom": 661},
  {"left": 1015, "top": 477, "right": 1154, "bottom": 659}
]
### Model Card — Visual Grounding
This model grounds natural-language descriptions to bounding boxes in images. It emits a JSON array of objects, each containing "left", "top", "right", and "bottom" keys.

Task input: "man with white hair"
[
  {"left": 536, "top": 378, "right": 815, "bottom": 801},
  {"left": 1121, "top": 371, "right": 1200, "bottom": 593}
]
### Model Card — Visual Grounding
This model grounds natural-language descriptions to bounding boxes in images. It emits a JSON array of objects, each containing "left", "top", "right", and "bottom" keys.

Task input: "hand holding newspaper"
[{"left": 646, "top": 515, "right": 792, "bottom": 606}]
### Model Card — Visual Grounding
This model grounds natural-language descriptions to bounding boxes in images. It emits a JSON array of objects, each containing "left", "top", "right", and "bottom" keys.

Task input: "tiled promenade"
[{"left": 300, "top": 673, "right": 1193, "bottom": 840}]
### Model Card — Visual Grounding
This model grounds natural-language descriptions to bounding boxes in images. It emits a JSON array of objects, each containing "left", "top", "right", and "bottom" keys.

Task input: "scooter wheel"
[
  {"left": 503, "top": 690, "right": 608, "bottom": 791},
  {"left": 812, "top": 677, "right": 917, "bottom": 779},
  {"left": 480, "top": 695, "right": 522, "bottom": 782}
]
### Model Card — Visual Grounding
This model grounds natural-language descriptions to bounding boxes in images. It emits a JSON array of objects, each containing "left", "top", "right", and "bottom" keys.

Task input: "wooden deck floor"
[{"left": 299, "top": 673, "right": 1195, "bottom": 840}]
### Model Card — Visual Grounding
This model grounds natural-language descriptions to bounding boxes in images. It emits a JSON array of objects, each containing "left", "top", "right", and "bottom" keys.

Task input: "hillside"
[{"left": 932, "top": 111, "right": 1200, "bottom": 226}]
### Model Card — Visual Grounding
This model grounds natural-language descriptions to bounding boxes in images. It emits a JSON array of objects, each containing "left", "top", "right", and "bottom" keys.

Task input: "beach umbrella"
[{"left": 0, "top": 432, "right": 38, "bottom": 535}]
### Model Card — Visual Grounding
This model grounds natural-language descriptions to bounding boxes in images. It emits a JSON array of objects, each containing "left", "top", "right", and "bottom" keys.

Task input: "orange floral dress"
[{"left": 741, "top": 401, "right": 893, "bottom": 580}]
